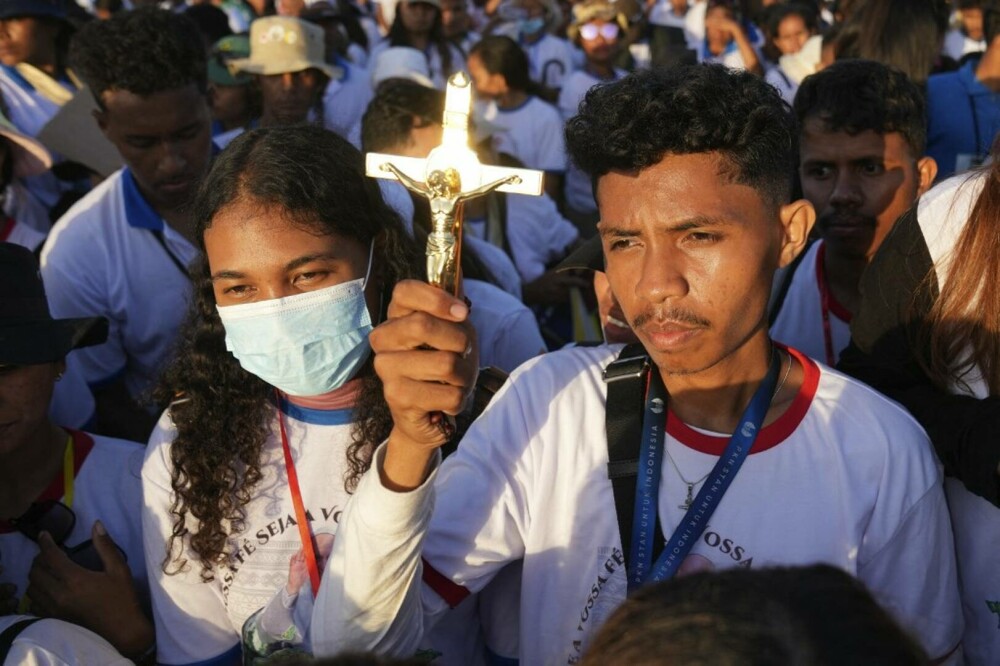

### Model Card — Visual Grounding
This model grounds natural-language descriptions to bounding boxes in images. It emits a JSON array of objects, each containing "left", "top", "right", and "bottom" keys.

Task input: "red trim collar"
[
  {"left": 422, "top": 557, "right": 470, "bottom": 608},
  {"left": 666, "top": 346, "right": 820, "bottom": 456},
  {"left": 816, "top": 242, "right": 853, "bottom": 323},
  {"left": 0, "top": 429, "right": 95, "bottom": 533}
]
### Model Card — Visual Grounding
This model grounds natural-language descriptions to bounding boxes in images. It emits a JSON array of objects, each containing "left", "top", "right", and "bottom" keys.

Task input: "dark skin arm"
[{"left": 26, "top": 522, "right": 155, "bottom": 659}]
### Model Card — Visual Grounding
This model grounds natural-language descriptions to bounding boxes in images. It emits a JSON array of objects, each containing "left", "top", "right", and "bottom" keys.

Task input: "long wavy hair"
[
  {"left": 917, "top": 155, "right": 1000, "bottom": 397},
  {"left": 155, "top": 125, "right": 422, "bottom": 580},
  {"left": 387, "top": 2, "right": 456, "bottom": 79}
]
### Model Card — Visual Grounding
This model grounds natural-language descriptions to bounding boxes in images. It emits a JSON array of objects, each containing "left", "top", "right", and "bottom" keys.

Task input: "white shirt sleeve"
[
  {"left": 141, "top": 414, "right": 242, "bottom": 664},
  {"left": 506, "top": 192, "right": 579, "bottom": 283},
  {"left": 312, "top": 376, "right": 536, "bottom": 658},
  {"left": 534, "top": 103, "right": 568, "bottom": 173},
  {"left": 0, "top": 617, "right": 132, "bottom": 666},
  {"left": 40, "top": 221, "right": 127, "bottom": 390},
  {"left": 857, "top": 473, "right": 964, "bottom": 662}
]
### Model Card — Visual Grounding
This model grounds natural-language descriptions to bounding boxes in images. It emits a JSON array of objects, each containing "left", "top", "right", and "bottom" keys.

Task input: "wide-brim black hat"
[
  {"left": 0, "top": 242, "right": 108, "bottom": 365},
  {"left": 0, "top": 0, "right": 68, "bottom": 22},
  {"left": 555, "top": 234, "right": 603, "bottom": 273}
]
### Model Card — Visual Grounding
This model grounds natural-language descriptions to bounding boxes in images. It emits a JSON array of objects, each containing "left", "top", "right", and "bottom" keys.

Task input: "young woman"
[
  {"left": 699, "top": 0, "right": 762, "bottom": 75},
  {"left": 370, "top": 0, "right": 465, "bottom": 87},
  {"left": 762, "top": 4, "right": 819, "bottom": 102},
  {"left": 140, "top": 125, "right": 446, "bottom": 664},
  {"left": 468, "top": 35, "right": 565, "bottom": 202},
  {"left": 840, "top": 150, "right": 1000, "bottom": 664}
]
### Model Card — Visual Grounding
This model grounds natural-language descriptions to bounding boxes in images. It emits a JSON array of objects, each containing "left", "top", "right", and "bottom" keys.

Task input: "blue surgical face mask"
[
  {"left": 519, "top": 16, "right": 546, "bottom": 35},
  {"left": 216, "top": 241, "right": 376, "bottom": 397}
]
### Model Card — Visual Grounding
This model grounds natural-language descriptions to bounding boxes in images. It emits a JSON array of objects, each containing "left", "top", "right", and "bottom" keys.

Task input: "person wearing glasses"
[
  {"left": 558, "top": 0, "right": 629, "bottom": 236},
  {"left": 0, "top": 242, "right": 154, "bottom": 662}
]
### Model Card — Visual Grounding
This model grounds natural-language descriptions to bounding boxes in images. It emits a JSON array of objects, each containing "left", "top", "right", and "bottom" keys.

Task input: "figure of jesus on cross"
[{"left": 365, "top": 72, "right": 544, "bottom": 295}]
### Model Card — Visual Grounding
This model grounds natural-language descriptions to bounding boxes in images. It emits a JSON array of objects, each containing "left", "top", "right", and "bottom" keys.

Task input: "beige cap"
[
  {"left": 230, "top": 16, "right": 342, "bottom": 80},
  {"left": 567, "top": 0, "right": 628, "bottom": 41}
]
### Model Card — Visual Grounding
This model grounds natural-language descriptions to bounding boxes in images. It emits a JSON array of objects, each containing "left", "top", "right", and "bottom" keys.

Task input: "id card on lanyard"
[{"left": 627, "top": 351, "right": 780, "bottom": 592}]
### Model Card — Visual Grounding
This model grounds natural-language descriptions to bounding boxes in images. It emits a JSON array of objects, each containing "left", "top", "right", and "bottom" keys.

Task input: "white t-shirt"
[
  {"left": 312, "top": 345, "right": 963, "bottom": 663},
  {"left": 469, "top": 192, "right": 577, "bottom": 284},
  {"left": 558, "top": 69, "right": 626, "bottom": 213},
  {"left": 323, "top": 60, "right": 374, "bottom": 141},
  {"left": 142, "top": 401, "right": 357, "bottom": 664},
  {"left": 464, "top": 278, "right": 545, "bottom": 372},
  {"left": 521, "top": 33, "right": 576, "bottom": 91},
  {"left": 483, "top": 96, "right": 567, "bottom": 173},
  {"left": 40, "top": 169, "right": 196, "bottom": 404},
  {"left": 0, "top": 430, "right": 147, "bottom": 614},
  {"left": 915, "top": 172, "right": 996, "bottom": 664},
  {"left": 770, "top": 241, "right": 851, "bottom": 367},
  {"left": 0, "top": 616, "right": 132, "bottom": 666},
  {"left": 942, "top": 29, "right": 986, "bottom": 62}
]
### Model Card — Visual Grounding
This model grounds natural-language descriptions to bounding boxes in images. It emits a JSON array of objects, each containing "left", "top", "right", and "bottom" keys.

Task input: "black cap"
[
  {"left": 0, "top": 242, "right": 107, "bottom": 365},
  {"left": 0, "top": 0, "right": 67, "bottom": 21}
]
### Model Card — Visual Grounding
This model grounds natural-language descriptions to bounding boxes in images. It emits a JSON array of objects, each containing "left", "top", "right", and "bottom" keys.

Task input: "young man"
[
  {"left": 311, "top": 65, "right": 962, "bottom": 663},
  {"left": 221, "top": 17, "right": 339, "bottom": 146},
  {"left": 39, "top": 9, "right": 213, "bottom": 442},
  {"left": 770, "top": 59, "right": 937, "bottom": 366}
]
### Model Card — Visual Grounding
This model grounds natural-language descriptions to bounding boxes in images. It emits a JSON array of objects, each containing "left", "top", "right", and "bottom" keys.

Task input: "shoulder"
[
  {"left": 40, "top": 171, "right": 125, "bottom": 264},
  {"left": 528, "top": 96, "right": 562, "bottom": 121},
  {"left": 78, "top": 431, "right": 145, "bottom": 490},
  {"left": 502, "top": 344, "right": 618, "bottom": 406},
  {"left": 464, "top": 278, "right": 528, "bottom": 316},
  {"left": 915, "top": 170, "right": 985, "bottom": 267},
  {"left": 141, "top": 407, "right": 180, "bottom": 487}
]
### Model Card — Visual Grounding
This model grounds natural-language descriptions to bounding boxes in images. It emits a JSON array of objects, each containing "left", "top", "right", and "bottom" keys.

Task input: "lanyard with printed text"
[
  {"left": 276, "top": 392, "right": 322, "bottom": 594},
  {"left": 627, "top": 350, "right": 780, "bottom": 591}
]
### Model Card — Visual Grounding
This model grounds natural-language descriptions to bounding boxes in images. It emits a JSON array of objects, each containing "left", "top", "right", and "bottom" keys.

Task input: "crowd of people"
[{"left": 0, "top": 0, "right": 998, "bottom": 664}]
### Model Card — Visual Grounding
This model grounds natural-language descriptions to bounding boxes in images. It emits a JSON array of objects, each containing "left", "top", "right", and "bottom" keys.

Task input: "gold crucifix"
[{"left": 365, "top": 72, "right": 544, "bottom": 295}]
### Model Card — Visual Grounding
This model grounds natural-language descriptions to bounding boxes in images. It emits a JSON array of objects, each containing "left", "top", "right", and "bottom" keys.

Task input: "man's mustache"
[{"left": 631, "top": 307, "right": 711, "bottom": 330}]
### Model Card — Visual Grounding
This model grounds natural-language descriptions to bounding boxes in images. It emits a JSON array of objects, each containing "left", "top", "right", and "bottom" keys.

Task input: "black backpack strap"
[
  {"left": 0, "top": 618, "right": 43, "bottom": 662},
  {"left": 768, "top": 237, "right": 816, "bottom": 327},
  {"left": 604, "top": 343, "right": 665, "bottom": 572}
]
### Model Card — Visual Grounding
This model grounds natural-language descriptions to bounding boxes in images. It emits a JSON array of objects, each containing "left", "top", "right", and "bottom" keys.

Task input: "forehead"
[
  {"left": 102, "top": 85, "right": 206, "bottom": 134},
  {"left": 205, "top": 201, "right": 344, "bottom": 263},
  {"left": 800, "top": 117, "right": 914, "bottom": 162},
  {"left": 778, "top": 14, "right": 807, "bottom": 33},
  {"left": 595, "top": 152, "right": 773, "bottom": 229}
]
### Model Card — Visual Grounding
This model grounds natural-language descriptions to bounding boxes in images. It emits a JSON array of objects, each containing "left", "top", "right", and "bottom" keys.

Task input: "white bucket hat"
[
  {"left": 371, "top": 47, "right": 436, "bottom": 89},
  {"left": 230, "top": 16, "right": 342, "bottom": 80}
]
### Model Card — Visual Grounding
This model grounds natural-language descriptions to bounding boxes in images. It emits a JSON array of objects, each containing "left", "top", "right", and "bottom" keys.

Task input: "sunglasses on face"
[
  {"left": 11, "top": 500, "right": 125, "bottom": 572},
  {"left": 579, "top": 22, "right": 619, "bottom": 41}
]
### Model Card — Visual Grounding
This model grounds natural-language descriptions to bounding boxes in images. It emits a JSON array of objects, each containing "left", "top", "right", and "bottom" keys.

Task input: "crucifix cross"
[{"left": 365, "top": 72, "right": 544, "bottom": 295}]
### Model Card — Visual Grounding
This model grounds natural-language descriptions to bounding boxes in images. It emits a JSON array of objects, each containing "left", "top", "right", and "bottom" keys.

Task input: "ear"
[
  {"left": 777, "top": 199, "right": 816, "bottom": 269},
  {"left": 916, "top": 156, "right": 938, "bottom": 197}
]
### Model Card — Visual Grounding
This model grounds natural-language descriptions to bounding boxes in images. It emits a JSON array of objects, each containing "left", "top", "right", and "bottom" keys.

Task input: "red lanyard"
[
  {"left": 276, "top": 393, "right": 322, "bottom": 594},
  {"left": 816, "top": 244, "right": 852, "bottom": 367}
]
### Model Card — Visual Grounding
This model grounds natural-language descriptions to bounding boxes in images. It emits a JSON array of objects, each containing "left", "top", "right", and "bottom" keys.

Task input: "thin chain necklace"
[{"left": 665, "top": 349, "right": 792, "bottom": 511}]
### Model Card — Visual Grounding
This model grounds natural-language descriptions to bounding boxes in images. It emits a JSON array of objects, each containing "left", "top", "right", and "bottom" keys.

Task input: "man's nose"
[{"left": 828, "top": 171, "right": 863, "bottom": 209}]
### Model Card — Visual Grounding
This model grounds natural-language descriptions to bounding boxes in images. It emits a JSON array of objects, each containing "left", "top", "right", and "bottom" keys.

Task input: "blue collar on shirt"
[
  {"left": 278, "top": 396, "right": 355, "bottom": 426},
  {"left": 121, "top": 168, "right": 166, "bottom": 231}
]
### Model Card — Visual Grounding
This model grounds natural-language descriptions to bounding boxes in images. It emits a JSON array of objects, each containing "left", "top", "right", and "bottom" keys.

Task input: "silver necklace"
[{"left": 665, "top": 349, "right": 792, "bottom": 511}]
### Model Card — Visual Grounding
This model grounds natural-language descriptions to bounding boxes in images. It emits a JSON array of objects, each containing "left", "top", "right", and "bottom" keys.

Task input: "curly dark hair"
[
  {"left": 794, "top": 59, "right": 927, "bottom": 157},
  {"left": 565, "top": 64, "right": 797, "bottom": 206},
  {"left": 155, "top": 125, "right": 421, "bottom": 580},
  {"left": 69, "top": 7, "right": 207, "bottom": 102}
]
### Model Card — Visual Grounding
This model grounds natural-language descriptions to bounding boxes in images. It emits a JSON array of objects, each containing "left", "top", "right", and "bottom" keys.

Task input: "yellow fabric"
[{"left": 14, "top": 63, "right": 79, "bottom": 106}]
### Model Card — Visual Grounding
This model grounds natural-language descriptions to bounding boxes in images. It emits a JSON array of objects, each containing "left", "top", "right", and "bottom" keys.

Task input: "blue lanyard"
[{"left": 627, "top": 349, "right": 781, "bottom": 591}]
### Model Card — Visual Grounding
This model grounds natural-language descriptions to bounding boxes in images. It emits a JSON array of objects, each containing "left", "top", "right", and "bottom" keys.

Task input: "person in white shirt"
[
  {"left": 206, "top": 35, "right": 259, "bottom": 139},
  {"left": 761, "top": 3, "right": 818, "bottom": 103},
  {"left": 440, "top": 0, "right": 481, "bottom": 56},
  {"left": 494, "top": 0, "right": 575, "bottom": 101},
  {"left": 559, "top": 0, "right": 629, "bottom": 232},
  {"left": 41, "top": 8, "right": 214, "bottom": 443},
  {"left": 468, "top": 35, "right": 566, "bottom": 202},
  {"left": 310, "top": 64, "right": 963, "bottom": 665},
  {"left": 943, "top": 0, "right": 988, "bottom": 62},
  {"left": 771, "top": 61, "right": 937, "bottom": 366},
  {"left": 698, "top": 0, "right": 761, "bottom": 74},
  {"left": 369, "top": 0, "right": 466, "bottom": 88},
  {"left": 0, "top": 0, "right": 83, "bottom": 213},
  {"left": 0, "top": 243, "right": 152, "bottom": 663},
  {"left": 840, "top": 160, "right": 1000, "bottom": 665},
  {"left": 141, "top": 125, "right": 510, "bottom": 665}
]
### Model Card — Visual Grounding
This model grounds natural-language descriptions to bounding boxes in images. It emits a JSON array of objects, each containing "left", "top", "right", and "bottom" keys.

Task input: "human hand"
[
  {"left": 286, "top": 551, "right": 308, "bottom": 595},
  {"left": 370, "top": 280, "right": 479, "bottom": 489},
  {"left": 26, "top": 522, "right": 154, "bottom": 658}
]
